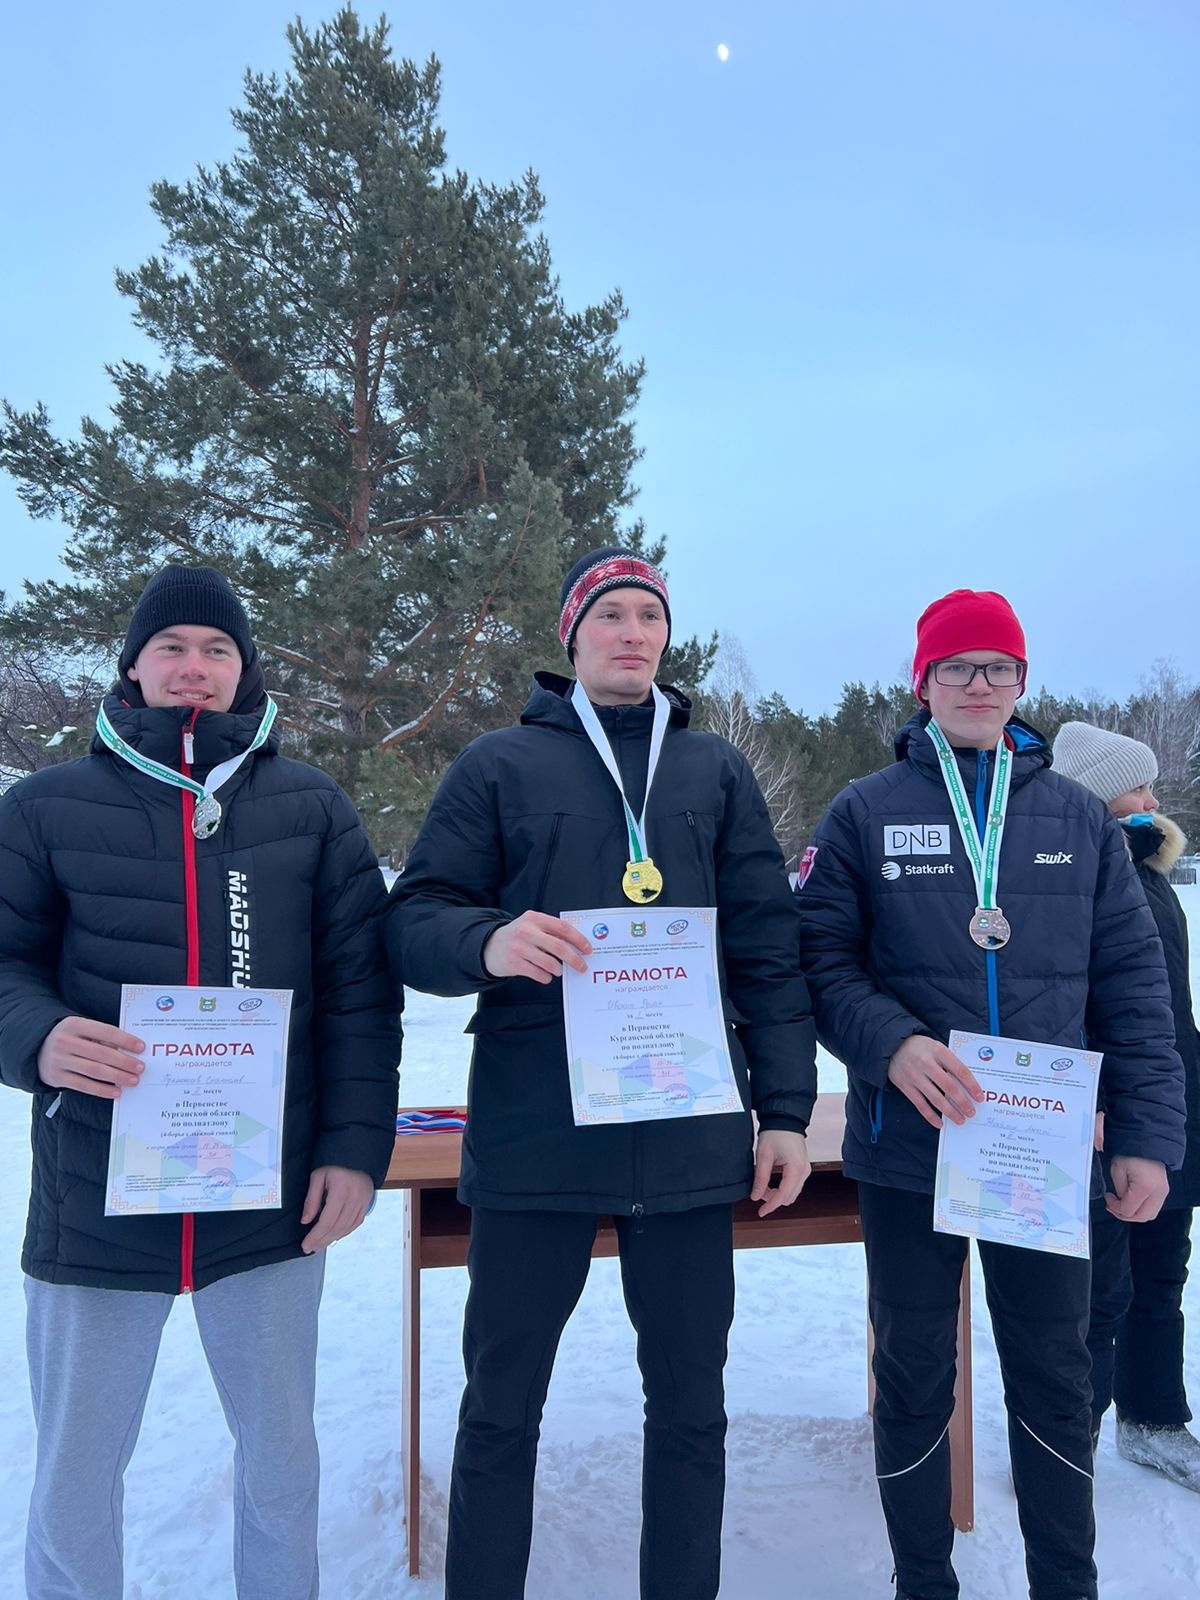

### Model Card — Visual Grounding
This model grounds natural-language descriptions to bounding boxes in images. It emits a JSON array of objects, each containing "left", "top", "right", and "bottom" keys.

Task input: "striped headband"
[{"left": 558, "top": 556, "right": 670, "bottom": 655}]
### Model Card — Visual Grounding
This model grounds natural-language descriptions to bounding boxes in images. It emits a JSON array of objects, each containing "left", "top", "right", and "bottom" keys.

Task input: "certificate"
[
  {"left": 560, "top": 906, "right": 742, "bottom": 1126},
  {"left": 106, "top": 984, "right": 293, "bottom": 1216},
  {"left": 934, "top": 1030, "right": 1102, "bottom": 1257}
]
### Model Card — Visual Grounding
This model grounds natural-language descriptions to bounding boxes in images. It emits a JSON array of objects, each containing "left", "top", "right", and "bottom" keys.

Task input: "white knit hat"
[{"left": 1051, "top": 721, "right": 1158, "bottom": 803}]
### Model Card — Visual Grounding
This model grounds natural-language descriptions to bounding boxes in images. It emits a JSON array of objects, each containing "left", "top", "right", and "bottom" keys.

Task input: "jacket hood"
[
  {"left": 520, "top": 671, "right": 692, "bottom": 734},
  {"left": 1125, "top": 813, "right": 1188, "bottom": 875},
  {"left": 894, "top": 707, "right": 1050, "bottom": 775},
  {"left": 93, "top": 689, "right": 281, "bottom": 777}
]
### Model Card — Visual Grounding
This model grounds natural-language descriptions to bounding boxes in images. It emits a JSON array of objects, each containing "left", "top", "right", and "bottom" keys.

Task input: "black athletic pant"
[
  {"left": 1088, "top": 1197, "right": 1193, "bottom": 1426},
  {"left": 444, "top": 1204, "right": 735, "bottom": 1600},
  {"left": 860, "top": 1182, "right": 1096, "bottom": 1600}
]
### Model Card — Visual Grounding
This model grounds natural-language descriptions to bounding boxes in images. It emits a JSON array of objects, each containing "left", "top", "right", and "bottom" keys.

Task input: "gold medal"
[
  {"left": 622, "top": 858, "right": 663, "bottom": 904},
  {"left": 969, "top": 905, "right": 1011, "bottom": 950}
]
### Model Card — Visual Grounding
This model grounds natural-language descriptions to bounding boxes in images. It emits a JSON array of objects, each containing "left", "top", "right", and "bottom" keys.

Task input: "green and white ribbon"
[
  {"left": 924, "top": 718, "right": 1013, "bottom": 911},
  {"left": 96, "top": 698, "right": 277, "bottom": 838},
  {"left": 570, "top": 682, "right": 668, "bottom": 866}
]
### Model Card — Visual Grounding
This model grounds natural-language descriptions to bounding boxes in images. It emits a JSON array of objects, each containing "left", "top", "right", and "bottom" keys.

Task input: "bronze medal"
[
  {"left": 969, "top": 905, "right": 1011, "bottom": 951},
  {"left": 622, "top": 858, "right": 663, "bottom": 904}
]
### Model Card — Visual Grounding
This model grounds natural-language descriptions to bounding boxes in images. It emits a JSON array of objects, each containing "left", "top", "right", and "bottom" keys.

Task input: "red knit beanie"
[{"left": 912, "top": 590, "right": 1027, "bottom": 700}]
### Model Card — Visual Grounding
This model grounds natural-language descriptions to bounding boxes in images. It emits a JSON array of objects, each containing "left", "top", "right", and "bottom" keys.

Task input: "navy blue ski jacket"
[{"left": 795, "top": 710, "right": 1186, "bottom": 1194}]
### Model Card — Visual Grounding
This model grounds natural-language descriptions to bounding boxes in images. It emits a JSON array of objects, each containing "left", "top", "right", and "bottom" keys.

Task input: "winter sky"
[{"left": 1, "top": 1, "right": 1197, "bottom": 714}]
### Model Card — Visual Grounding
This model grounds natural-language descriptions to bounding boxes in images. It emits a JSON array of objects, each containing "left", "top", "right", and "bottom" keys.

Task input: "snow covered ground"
[{"left": 0, "top": 891, "right": 1197, "bottom": 1598}]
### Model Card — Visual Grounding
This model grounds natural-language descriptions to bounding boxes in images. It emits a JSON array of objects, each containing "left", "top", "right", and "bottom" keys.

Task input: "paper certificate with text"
[
  {"left": 934, "top": 1030, "right": 1102, "bottom": 1257},
  {"left": 560, "top": 907, "right": 742, "bottom": 1126},
  {"left": 105, "top": 985, "right": 293, "bottom": 1216}
]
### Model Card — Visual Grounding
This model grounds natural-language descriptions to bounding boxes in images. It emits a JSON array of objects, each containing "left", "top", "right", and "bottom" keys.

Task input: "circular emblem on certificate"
[
  {"left": 970, "top": 905, "right": 1011, "bottom": 950},
  {"left": 192, "top": 796, "right": 223, "bottom": 840},
  {"left": 622, "top": 858, "right": 663, "bottom": 903}
]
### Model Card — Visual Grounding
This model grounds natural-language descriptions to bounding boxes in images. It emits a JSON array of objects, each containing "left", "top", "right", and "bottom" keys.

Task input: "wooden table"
[{"left": 383, "top": 1093, "right": 974, "bottom": 1578}]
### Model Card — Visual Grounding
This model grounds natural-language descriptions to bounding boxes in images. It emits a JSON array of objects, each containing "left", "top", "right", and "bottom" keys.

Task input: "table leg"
[
  {"left": 949, "top": 1258, "right": 974, "bottom": 1532},
  {"left": 401, "top": 1188, "right": 422, "bottom": 1577}
]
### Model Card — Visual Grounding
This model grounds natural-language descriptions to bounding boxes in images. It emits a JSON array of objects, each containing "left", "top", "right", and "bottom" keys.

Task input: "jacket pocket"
[
  {"left": 656, "top": 807, "right": 719, "bottom": 903},
  {"left": 466, "top": 1003, "right": 561, "bottom": 1035},
  {"left": 533, "top": 814, "right": 563, "bottom": 911}
]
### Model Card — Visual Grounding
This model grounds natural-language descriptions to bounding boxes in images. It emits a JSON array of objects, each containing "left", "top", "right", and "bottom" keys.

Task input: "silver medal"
[
  {"left": 192, "top": 795, "right": 223, "bottom": 840},
  {"left": 969, "top": 905, "right": 1011, "bottom": 951}
]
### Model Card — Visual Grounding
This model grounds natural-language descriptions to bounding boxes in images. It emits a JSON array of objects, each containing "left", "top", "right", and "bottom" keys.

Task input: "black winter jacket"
[
  {"left": 0, "top": 695, "right": 398, "bottom": 1293},
  {"left": 795, "top": 711, "right": 1186, "bottom": 1194},
  {"left": 388, "top": 673, "right": 816, "bottom": 1215},
  {"left": 1125, "top": 815, "right": 1200, "bottom": 1208}
]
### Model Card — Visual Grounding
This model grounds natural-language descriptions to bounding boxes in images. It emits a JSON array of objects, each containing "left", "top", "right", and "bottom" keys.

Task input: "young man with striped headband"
[{"left": 390, "top": 546, "right": 816, "bottom": 1600}]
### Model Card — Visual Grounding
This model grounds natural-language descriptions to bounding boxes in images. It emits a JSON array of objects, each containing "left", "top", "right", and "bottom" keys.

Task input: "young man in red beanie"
[
  {"left": 796, "top": 589, "right": 1186, "bottom": 1600},
  {"left": 390, "top": 547, "right": 816, "bottom": 1600}
]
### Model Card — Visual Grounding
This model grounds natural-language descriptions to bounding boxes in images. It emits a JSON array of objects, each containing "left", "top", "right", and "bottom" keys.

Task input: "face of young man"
[
  {"left": 1108, "top": 783, "right": 1158, "bottom": 820},
  {"left": 127, "top": 626, "right": 243, "bottom": 714},
  {"left": 572, "top": 587, "right": 669, "bottom": 706},
  {"left": 921, "top": 650, "right": 1023, "bottom": 749}
]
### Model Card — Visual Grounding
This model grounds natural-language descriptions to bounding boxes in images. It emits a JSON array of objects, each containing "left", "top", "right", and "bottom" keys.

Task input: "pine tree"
[{"left": 0, "top": 10, "right": 702, "bottom": 851}]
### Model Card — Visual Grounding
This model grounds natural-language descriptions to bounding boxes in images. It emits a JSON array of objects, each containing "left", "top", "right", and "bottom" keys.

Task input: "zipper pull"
[{"left": 183, "top": 731, "right": 194, "bottom": 765}]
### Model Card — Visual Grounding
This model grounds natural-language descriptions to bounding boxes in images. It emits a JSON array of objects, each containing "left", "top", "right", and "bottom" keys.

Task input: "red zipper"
[{"left": 179, "top": 711, "right": 201, "bottom": 1294}]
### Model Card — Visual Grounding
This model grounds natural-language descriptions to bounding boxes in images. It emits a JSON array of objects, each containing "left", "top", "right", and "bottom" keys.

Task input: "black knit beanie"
[
  {"left": 119, "top": 566, "right": 255, "bottom": 671},
  {"left": 557, "top": 547, "right": 671, "bottom": 660}
]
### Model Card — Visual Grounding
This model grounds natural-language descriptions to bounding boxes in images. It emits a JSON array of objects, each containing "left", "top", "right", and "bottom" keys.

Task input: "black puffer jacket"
[
  {"left": 388, "top": 673, "right": 816, "bottom": 1214},
  {"left": 795, "top": 711, "right": 1185, "bottom": 1194},
  {"left": 1125, "top": 815, "right": 1200, "bottom": 1208},
  {"left": 0, "top": 695, "right": 398, "bottom": 1293}
]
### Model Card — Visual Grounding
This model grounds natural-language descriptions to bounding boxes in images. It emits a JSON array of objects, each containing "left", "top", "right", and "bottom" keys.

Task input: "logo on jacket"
[
  {"left": 796, "top": 844, "right": 819, "bottom": 889},
  {"left": 227, "top": 869, "right": 252, "bottom": 989},
  {"left": 199, "top": 996, "right": 218, "bottom": 1013},
  {"left": 881, "top": 858, "right": 954, "bottom": 881},
  {"left": 883, "top": 824, "right": 951, "bottom": 856},
  {"left": 156, "top": 995, "right": 175, "bottom": 1012},
  {"left": 1034, "top": 852, "right": 1073, "bottom": 865},
  {"left": 592, "top": 922, "right": 610, "bottom": 941},
  {"left": 630, "top": 921, "right": 647, "bottom": 938}
]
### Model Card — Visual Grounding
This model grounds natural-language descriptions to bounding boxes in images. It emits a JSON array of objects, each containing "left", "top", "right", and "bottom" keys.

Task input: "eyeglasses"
[{"left": 931, "top": 659, "right": 1025, "bottom": 688}]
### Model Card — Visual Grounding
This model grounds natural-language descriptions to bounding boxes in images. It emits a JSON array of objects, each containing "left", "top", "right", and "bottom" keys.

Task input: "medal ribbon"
[
  {"left": 570, "top": 682, "right": 669, "bottom": 865},
  {"left": 924, "top": 719, "right": 1013, "bottom": 912},
  {"left": 96, "top": 698, "right": 278, "bottom": 818}
]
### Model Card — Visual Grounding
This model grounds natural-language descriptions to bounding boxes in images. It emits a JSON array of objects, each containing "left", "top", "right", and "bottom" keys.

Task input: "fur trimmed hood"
[{"left": 1126, "top": 813, "right": 1188, "bottom": 875}]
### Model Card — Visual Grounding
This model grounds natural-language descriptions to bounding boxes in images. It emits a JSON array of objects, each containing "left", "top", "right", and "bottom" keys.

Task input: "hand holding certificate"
[
  {"left": 560, "top": 906, "right": 742, "bottom": 1126},
  {"left": 106, "top": 985, "right": 292, "bottom": 1216},
  {"left": 933, "top": 1031, "right": 1101, "bottom": 1257}
]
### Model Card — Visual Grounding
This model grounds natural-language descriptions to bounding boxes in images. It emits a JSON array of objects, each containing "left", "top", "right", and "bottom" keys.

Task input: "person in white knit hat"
[{"left": 1053, "top": 721, "right": 1200, "bottom": 1493}]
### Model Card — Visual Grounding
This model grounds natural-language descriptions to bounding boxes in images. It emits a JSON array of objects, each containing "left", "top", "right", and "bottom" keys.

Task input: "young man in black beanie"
[
  {"left": 0, "top": 565, "right": 399, "bottom": 1600},
  {"left": 390, "top": 546, "right": 816, "bottom": 1600}
]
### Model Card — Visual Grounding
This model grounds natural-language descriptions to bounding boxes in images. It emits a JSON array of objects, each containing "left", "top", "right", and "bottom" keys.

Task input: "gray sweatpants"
[{"left": 24, "top": 1252, "right": 325, "bottom": 1600}]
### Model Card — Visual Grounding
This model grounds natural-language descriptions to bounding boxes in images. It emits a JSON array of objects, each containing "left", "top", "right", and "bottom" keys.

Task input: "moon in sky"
[{"left": 717, "top": 43, "right": 730, "bottom": 62}]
